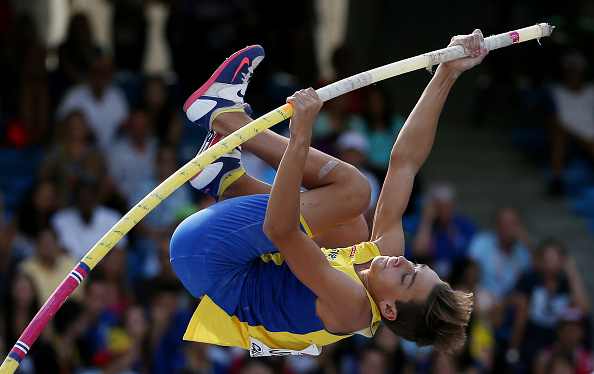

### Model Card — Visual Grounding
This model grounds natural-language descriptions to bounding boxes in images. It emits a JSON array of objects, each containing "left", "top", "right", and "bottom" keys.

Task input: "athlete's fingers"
[
  {"left": 287, "top": 92, "right": 305, "bottom": 109},
  {"left": 299, "top": 90, "right": 317, "bottom": 108},
  {"left": 304, "top": 87, "right": 323, "bottom": 108},
  {"left": 287, "top": 96, "right": 304, "bottom": 111},
  {"left": 475, "top": 29, "right": 486, "bottom": 55},
  {"left": 450, "top": 35, "right": 470, "bottom": 56},
  {"left": 295, "top": 89, "right": 318, "bottom": 111},
  {"left": 469, "top": 34, "right": 479, "bottom": 57},
  {"left": 292, "top": 90, "right": 309, "bottom": 107}
]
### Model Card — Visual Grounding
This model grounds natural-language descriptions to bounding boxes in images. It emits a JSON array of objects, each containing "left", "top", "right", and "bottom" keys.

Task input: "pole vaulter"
[{"left": 1, "top": 23, "right": 553, "bottom": 374}]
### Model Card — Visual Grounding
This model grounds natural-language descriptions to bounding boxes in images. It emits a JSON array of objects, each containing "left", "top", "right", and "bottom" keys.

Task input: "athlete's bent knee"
[
  {"left": 342, "top": 164, "right": 372, "bottom": 215},
  {"left": 324, "top": 161, "right": 371, "bottom": 215}
]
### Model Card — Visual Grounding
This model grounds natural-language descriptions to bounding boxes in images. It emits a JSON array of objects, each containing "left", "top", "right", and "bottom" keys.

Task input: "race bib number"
[{"left": 249, "top": 337, "right": 321, "bottom": 357}]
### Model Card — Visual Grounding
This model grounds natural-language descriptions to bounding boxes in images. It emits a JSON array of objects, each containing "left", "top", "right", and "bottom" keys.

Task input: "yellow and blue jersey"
[{"left": 170, "top": 194, "right": 382, "bottom": 354}]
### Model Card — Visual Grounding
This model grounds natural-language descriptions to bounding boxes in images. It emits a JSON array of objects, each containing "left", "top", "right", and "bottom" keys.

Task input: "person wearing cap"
[
  {"left": 336, "top": 130, "right": 381, "bottom": 209},
  {"left": 411, "top": 182, "right": 477, "bottom": 279}
]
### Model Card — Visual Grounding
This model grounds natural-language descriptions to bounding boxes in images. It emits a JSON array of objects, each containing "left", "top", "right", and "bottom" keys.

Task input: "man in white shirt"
[
  {"left": 56, "top": 57, "right": 129, "bottom": 153},
  {"left": 51, "top": 182, "right": 127, "bottom": 260},
  {"left": 548, "top": 52, "right": 594, "bottom": 195},
  {"left": 107, "top": 109, "right": 159, "bottom": 204}
]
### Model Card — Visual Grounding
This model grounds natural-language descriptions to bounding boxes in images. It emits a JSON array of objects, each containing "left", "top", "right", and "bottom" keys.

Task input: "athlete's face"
[{"left": 368, "top": 256, "right": 441, "bottom": 321}]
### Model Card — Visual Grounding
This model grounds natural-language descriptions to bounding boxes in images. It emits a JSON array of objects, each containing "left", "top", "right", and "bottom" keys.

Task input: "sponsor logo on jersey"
[
  {"left": 325, "top": 249, "right": 339, "bottom": 261},
  {"left": 350, "top": 245, "right": 357, "bottom": 258}
]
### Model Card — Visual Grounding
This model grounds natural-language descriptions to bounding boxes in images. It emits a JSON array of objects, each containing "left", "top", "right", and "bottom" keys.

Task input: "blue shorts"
[{"left": 170, "top": 194, "right": 311, "bottom": 298}]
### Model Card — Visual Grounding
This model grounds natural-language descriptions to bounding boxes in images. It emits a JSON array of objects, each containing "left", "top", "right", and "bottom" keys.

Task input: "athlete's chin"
[{"left": 376, "top": 256, "right": 389, "bottom": 268}]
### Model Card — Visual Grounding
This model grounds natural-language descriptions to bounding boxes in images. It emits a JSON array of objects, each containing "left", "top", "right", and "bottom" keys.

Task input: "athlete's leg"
[
  {"left": 223, "top": 172, "right": 369, "bottom": 246},
  {"left": 170, "top": 195, "right": 279, "bottom": 298},
  {"left": 213, "top": 111, "right": 371, "bottom": 239},
  {"left": 182, "top": 43, "right": 370, "bottom": 242}
]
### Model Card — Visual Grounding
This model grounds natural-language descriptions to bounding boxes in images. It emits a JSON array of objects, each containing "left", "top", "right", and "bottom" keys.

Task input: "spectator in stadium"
[
  {"left": 52, "top": 13, "right": 102, "bottom": 99},
  {"left": 38, "top": 110, "right": 113, "bottom": 208},
  {"left": 7, "top": 180, "right": 58, "bottom": 265},
  {"left": 93, "top": 248, "right": 132, "bottom": 319},
  {"left": 140, "top": 76, "right": 182, "bottom": 146},
  {"left": 127, "top": 145, "right": 193, "bottom": 264},
  {"left": 98, "top": 304, "right": 150, "bottom": 373},
  {"left": 356, "top": 345, "right": 390, "bottom": 374},
  {"left": 135, "top": 233, "right": 186, "bottom": 305},
  {"left": 145, "top": 281, "right": 192, "bottom": 373},
  {"left": 336, "top": 130, "right": 381, "bottom": 210},
  {"left": 369, "top": 324, "right": 407, "bottom": 374},
  {"left": 533, "top": 307, "right": 593, "bottom": 374},
  {"left": 2, "top": 273, "right": 39, "bottom": 370},
  {"left": 56, "top": 56, "right": 129, "bottom": 154},
  {"left": 429, "top": 352, "right": 460, "bottom": 374},
  {"left": 468, "top": 205, "right": 532, "bottom": 300},
  {"left": 311, "top": 92, "right": 365, "bottom": 156},
  {"left": 356, "top": 85, "right": 406, "bottom": 180},
  {"left": 75, "top": 276, "right": 124, "bottom": 371},
  {"left": 107, "top": 109, "right": 159, "bottom": 206},
  {"left": 17, "top": 227, "right": 79, "bottom": 305},
  {"left": 411, "top": 183, "right": 477, "bottom": 278},
  {"left": 508, "top": 239, "right": 590, "bottom": 367},
  {"left": 51, "top": 181, "right": 127, "bottom": 261},
  {"left": 547, "top": 52, "right": 594, "bottom": 196},
  {"left": 33, "top": 300, "right": 87, "bottom": 373}
]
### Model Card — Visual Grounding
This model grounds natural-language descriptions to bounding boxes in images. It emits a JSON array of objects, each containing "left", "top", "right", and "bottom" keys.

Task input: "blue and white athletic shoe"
[
  {"left": 189, "top": 132, "right": 245, "bottom": 201},
  {"left": 183, "top": 45, "right": 264, "bottom": 132}
]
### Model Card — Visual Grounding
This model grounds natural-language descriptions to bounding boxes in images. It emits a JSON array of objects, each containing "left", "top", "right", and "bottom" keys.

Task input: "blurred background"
[{"left": 1, "top": 0, "right": 594, "bottom": 373}]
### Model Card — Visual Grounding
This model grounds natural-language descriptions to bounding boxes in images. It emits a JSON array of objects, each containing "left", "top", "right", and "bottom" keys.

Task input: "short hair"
[
  {"left": 34, "top": 226, "right": 58, "bottom": 242},
  {"left": 427, "top": 182, "right": 456, "bottom": 202},
  {"left": 535, "top": 237, "right": 566, "bottom": 258},
  {"left": 381, "top": 282, "right": 473, "bottom": 353}
]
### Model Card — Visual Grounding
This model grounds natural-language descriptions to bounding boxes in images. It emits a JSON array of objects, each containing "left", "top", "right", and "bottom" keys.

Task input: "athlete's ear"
[{"left": 379, "top": 300, "right": 398, "bottom": 321}]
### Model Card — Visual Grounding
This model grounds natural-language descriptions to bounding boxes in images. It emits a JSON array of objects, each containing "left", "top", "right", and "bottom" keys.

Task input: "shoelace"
[{"left": 241, "top": 63, "right": 256, "bottom": 85}]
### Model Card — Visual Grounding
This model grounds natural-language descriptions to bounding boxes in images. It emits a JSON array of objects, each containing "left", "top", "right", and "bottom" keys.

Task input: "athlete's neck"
[{"left": 355, "top": 266, "right": 371, "bottom": 292}]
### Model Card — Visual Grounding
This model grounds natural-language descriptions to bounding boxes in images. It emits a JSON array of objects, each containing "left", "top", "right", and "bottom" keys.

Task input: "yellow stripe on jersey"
[{"left": 184, "top": 295, "right": 347, "bottom": 351}]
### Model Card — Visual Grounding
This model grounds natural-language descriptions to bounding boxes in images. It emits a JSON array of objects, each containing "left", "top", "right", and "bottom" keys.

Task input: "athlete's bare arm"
[
  {"left": 372, "top": 30, "right": 489, "bottom": 256},
  {"left": 263, "top": 88, "right": 371, "bottom": 334}
]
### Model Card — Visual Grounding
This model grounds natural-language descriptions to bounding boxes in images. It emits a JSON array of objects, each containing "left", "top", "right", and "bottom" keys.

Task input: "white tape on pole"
[{"left": 316, "top": 23, "right": 553, "bottom": 102}]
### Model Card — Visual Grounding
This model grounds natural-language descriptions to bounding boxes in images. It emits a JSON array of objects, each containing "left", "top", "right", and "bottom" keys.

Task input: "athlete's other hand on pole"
[
  {"left": 287, "top": 88, "right": 323, "bottom": 142},
  {"left": 442, "top": 29, "right": 489, "bottom": 75}
]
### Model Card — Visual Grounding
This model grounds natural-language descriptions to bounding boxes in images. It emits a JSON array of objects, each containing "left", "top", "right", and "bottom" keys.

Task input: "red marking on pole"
[{"left": 509, "top": 31, "right": 520, "bottom": 43}]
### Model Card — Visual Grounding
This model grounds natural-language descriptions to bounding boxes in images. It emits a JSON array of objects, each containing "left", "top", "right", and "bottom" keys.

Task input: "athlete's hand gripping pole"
[{"left": 0, "top": 23, "right": 553, "bottom": 374}]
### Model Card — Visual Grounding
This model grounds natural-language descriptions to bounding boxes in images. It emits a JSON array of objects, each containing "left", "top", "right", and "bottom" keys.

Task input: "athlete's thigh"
[
  {"left": 299, "top": 183, "right": 367, "bottom": 237},
  {"left": 170, "top": 194, "right": 277, "bottom": 297}
]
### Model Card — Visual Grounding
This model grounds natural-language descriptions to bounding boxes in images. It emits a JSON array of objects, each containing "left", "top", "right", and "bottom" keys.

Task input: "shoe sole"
[{"left": 183, "top": 45, "right": 261, "bottom": 113}]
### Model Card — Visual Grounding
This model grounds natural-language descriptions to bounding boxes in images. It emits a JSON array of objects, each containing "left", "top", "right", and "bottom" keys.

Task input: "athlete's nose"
[{"left": 396, "top": 256, "right": 413, "bottom": 269}]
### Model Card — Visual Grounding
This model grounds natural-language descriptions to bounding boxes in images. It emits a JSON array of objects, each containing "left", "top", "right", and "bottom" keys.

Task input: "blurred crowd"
[{"left": 0, "top": 0, "right": 593, "bottom": 374}]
